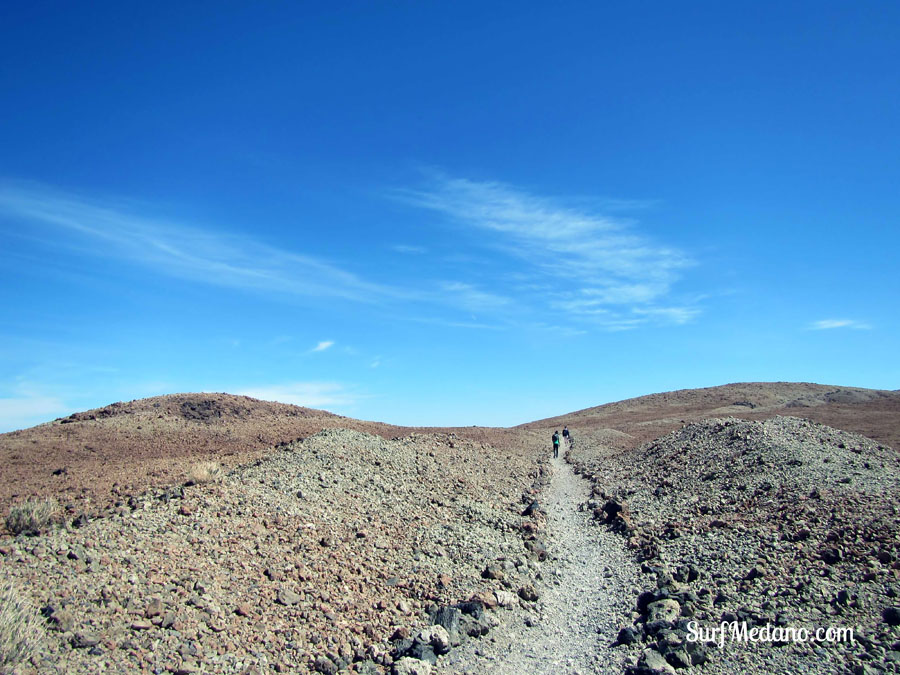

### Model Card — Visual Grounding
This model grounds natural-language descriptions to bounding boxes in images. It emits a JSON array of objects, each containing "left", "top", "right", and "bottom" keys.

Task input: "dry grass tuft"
[
  {"left": 187, "top": 461, "right": 222, "bottom": 485},
  {"left": 0, "top": 579, "right": 43, "bottom": 672},
  {"left": 4, "top": 498, "right": 58, "bottom": 536}
]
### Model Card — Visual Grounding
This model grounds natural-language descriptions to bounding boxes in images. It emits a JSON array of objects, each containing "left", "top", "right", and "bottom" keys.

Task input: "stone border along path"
[{"left": 441, "top": 445, "right": 642, "bottom": 674}]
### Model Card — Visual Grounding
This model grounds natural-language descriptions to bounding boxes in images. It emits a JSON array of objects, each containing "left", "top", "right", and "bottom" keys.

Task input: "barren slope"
[
  {"left": 521, "top": 382, "right": 900, "bottom": 452},
  {"left": 3, "top": 382, "right": 899, "bottom": 674},
  {"left": 1, "top": 428, "right": 549, "bottom": 674},
  {"left": 0, "top": 393, "right": 530, "bottom": 516},
  {"left": 568, "top": 416, "right": 900, "bottom": 674}
]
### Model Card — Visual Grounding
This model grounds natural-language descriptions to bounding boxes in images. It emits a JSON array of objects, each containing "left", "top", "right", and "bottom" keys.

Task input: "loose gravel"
[
  {"left": 0, "top": 428, "right": 546, "bottom": 674},
  {"left": 3, "top": 410, "right": 898, "bottom": 674},
  {"left": 570, "top": 416, "right": 900, "bottom": 675},
  {"left": 441, "top": 448, "right": 642, "bottom": 674}
]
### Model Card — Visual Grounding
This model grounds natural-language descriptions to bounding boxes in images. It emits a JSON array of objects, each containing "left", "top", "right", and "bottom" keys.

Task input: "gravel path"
[{"left": 442, "top": 447, "right": 641, "bottom": 674}]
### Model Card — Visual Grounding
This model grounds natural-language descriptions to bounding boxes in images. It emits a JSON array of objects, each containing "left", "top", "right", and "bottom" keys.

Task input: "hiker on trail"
[
  {"left": 552, "top": 430, "right": 560, "bottom": 458},
  {"left": 562, "top": 426, "right": 570, "bottom": 444}
]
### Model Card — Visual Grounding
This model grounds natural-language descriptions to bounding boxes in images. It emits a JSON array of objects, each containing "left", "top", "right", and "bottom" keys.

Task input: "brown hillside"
[
  {"left": 520, "top": 382, "right": 900, "bottom": 452},
  {"left": 4, "top": 382, "right": 897, "bottom": 518},
  {"left": 0, "top": 392, "right": 524, "bottom": 515},
  {"left": 2, "top": 382, "right": 898, "bottom": 673}
]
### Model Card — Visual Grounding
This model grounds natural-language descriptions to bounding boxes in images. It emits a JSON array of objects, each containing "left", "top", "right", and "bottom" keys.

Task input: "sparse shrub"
[
  {"left": 187, "top": 461, "right": 222, "bottom": 485},
  {"left": 0, "top": 579, "right": 43, "bottom": 672},
  {"left": 4, "top": 498, "right": 58, "bottom": 536}
]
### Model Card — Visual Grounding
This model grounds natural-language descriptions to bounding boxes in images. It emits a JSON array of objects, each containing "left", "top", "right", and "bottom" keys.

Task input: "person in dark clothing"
[
  {"left": 562, "top": 426, "right": 570, "bottom": 442},
  {"left": 552, "top": 430, "right": 560, "bottom": 458}
]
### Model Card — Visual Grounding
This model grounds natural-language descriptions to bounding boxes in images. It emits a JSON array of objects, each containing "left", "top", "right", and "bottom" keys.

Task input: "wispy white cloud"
[
  {"left": 632, "top": 306, "right": 700, "bottom": 325},
  {"left": 396, "top": 175, "right": 691, "bottom": 288},
  {"left": 392, "top": 244, "right": 427, "bottom": 254},
  {"left": 440, "top": 281, "right": 512, "bottom": 312},
  {"left": 408, "top": 316, "right": 507, "bottom": 331},
  {"left": 0, "top": 181, "right": 404, "bottom": 304},
  {"left": 1, "top": 178, "right": 698, "bottom": 335},
  {"left": 810, "top": 319, "right": 872, "bottom": 330},
  {"left": 237, "top": 382, "right": 356, "bottom": 409},
  {"left": 311, "top": 340, "right": 334, "bottom": 352},
  {"left": 396, "top": 173, "right": 697, "bottom": 329}
]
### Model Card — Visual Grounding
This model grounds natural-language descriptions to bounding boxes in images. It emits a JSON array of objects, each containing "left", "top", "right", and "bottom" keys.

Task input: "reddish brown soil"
[
  {"left": 2, "top": 383, "right": 897, "bottom": 519},
  {"left": 0, "top": 392, "right": 528, "bottom": 516},
  {"left": 521, "top": 381, "right": 900, "bottom": 452}
]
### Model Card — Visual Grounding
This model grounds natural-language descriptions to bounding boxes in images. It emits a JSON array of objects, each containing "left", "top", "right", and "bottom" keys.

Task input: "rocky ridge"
[
  {"left": 0, "top": 393, "right": 534, "bottom": 518},
  {"left": 569, "top": 416, "right": 900, "bottom": 674},
  {"left": 525, "top": 383, "right": 900, "bottom": 452}
]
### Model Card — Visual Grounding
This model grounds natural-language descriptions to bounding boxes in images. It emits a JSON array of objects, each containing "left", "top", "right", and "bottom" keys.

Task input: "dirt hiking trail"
[{"left": 442, "top": 447, "right": 641, "bottom": 674}]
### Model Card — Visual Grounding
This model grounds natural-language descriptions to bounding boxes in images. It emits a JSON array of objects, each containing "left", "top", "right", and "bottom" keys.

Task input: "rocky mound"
[
  {"left": 570, "top": 417, "right": 900, "bottom": 674},
  {"left": 0, "top": 393, "right": 529, "bottom": 518},
  {"left": 0, "top": 393, "right": 343, "bottom": 515},
  {"left": 59, "top": 392, "right": 335, "bottom": 425},
  {"left": 0, "top": 428, "right": 548, "bottom": 674}
]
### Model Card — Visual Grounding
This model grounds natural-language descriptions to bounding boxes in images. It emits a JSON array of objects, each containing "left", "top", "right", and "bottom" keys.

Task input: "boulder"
[
  {"left": 460, "top": 613, "right": 496, "bottom": 637},
  {"left": 616, "top": 626, "right": 639, "bottom": 645},
  {"left": 638, "top": 648, "right": 676, "bottom": 674},
  {"left": 313, "top": 656, "right": 338, "bottom": 674},
  {"left": 883, "top": 606, "right": 900, "bottom": 626},
  {"left": 481, "top": 565, "right": 504, "bottom": 580},
  {"left": 647, "top": 599, "right": 680, "bottom": 624},
  {"left": 455, "top": 600, "right": 485, "bottom": 619},
  {"left": 392, "top": 657, "right": 432, "bottom": 675},
  {"left": 471, "top": 591, "right": 498, "bottom": 609},
  {"left": 277, "top": 588, "right": 302, "bottom": 606},
  {"left": 524, "top": 539, "right": 547, "bottom": 561},
  {"left": 417, "top": 625, "right": 451, "bottom": 655},
  {"left": 403, "top": 641, "right": 436, "bottom": 665},
  {"left": 430, "top": 606, "right": 461, "bottom": 646},
  {"left": 47, "top": 608, "right": 75, "bottom": 632},
  {"left": 518, "top": 584, "right": 539, "bottom": 602}
]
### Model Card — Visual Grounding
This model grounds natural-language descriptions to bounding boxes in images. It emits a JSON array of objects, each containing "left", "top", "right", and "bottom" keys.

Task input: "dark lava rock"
[
  {"left": 883, "top": 606, "right": 900, "bottom": 626},
  {"left": 460, "top": 614, "right": 492, "bottom": 638},
  {"left": 431, "top": 606, "right": 461, "bottom": 646},
  {"left": 454, "top": 600, "right": 485, "bottom": 619},
  {"left": 313, "top": 655, "right": 338, "bottom": 674},
  {"left": 404, "top": 641, "right": 437, "bottom": 665},
  {"left": 391, "top": 638, "right": 414, "bottom": 657},
  {"left": 616, "top": 626, "right": 640, "bottom": 645},
  {"left": 673, "top": 564, "right": 699, "bottom": 583},
  {"left": 390, "top": 627, "right": 411, "bottom": 641},
  {"left": 821, "top": 548, "right": 842, "bottom": 565},
  {"left": 518, "top": 584, "right": 539, "bottom": 602},
  {"left": 637, "top": 590, "right": 658, "bottom": 614},
  {"left": 685, "top": 640, "right": 710, "bottom": 666}
]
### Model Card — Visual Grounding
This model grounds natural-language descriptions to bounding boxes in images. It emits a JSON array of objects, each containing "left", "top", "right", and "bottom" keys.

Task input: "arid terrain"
[
  {"left": 0, "top": 393, "right": 531, "bottom": 517},
  {"left": 1, "top": 382, "right": 898, "bottom": 674},
  {"left": 522, "top": 382, "right": 900, "bottom": 452}
]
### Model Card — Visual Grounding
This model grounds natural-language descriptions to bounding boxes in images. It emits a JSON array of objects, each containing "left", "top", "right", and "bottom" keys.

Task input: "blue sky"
[{"left": 1, "top": 1, "right": 898, "bottom": 431}]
